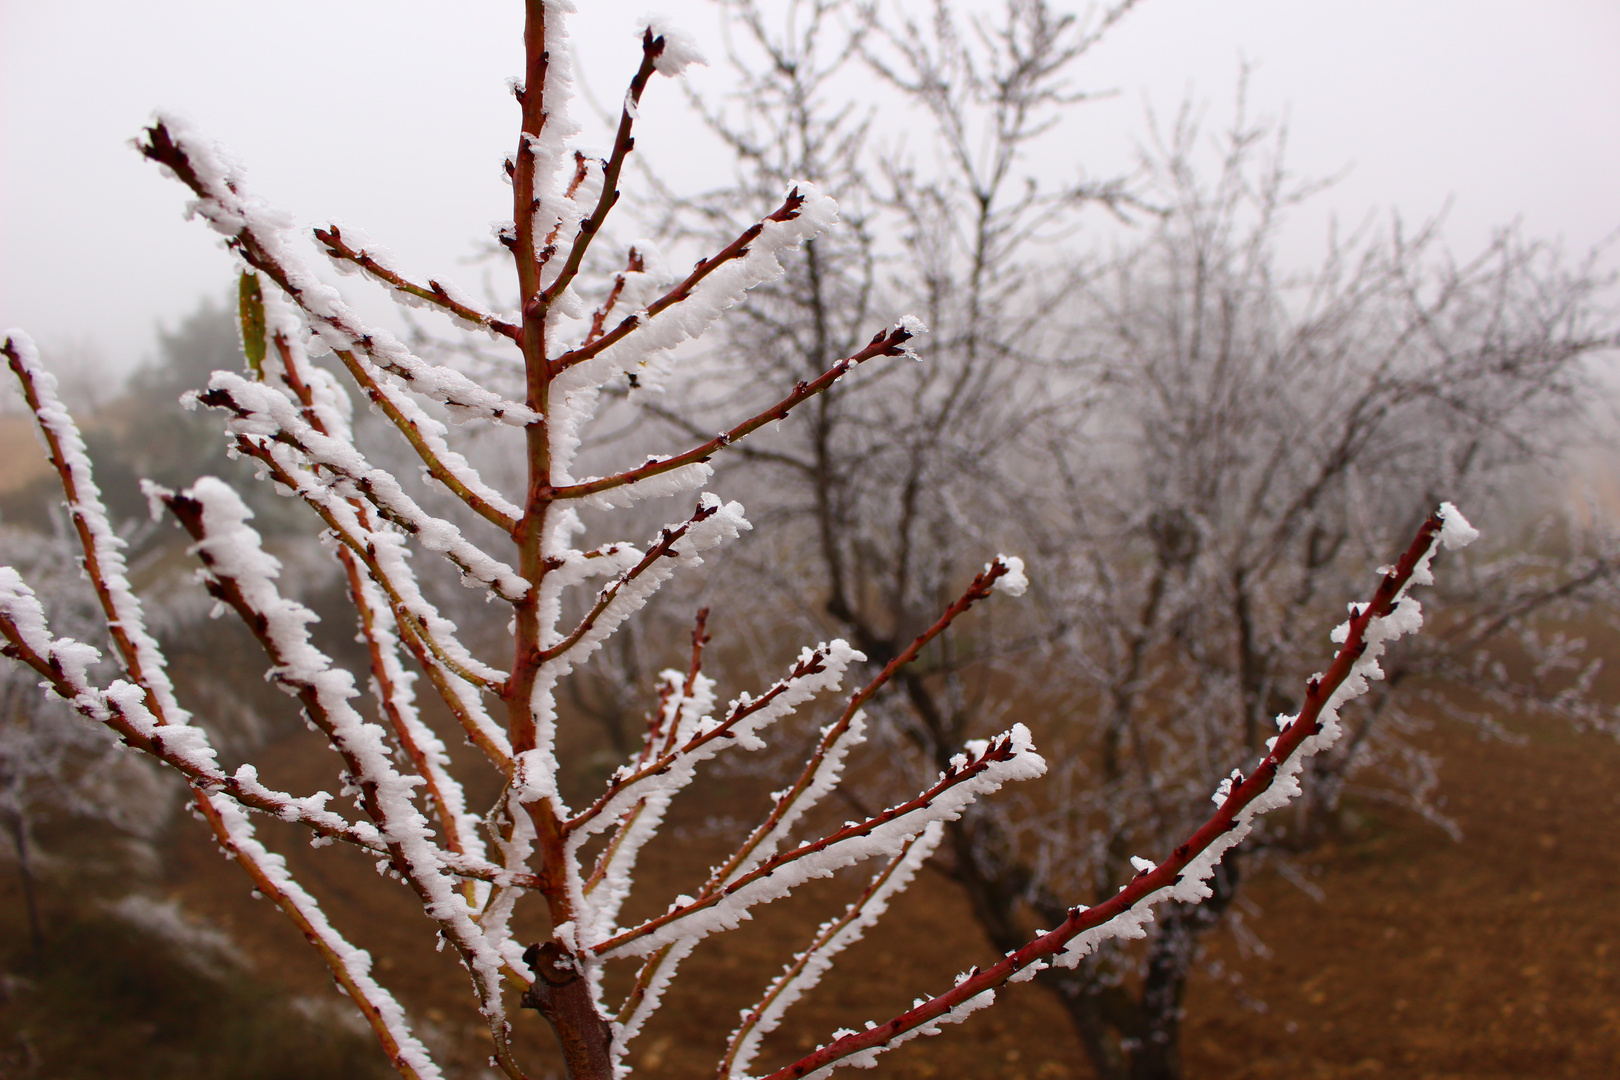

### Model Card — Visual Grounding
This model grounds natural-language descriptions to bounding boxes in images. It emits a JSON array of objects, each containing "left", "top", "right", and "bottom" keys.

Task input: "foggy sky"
[{"left": 2, "top": 1, "right": 1617, "bottom": 372}]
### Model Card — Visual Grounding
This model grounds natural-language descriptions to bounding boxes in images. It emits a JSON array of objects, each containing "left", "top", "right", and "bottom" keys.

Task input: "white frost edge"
[{"left": 725, "top": 823, "right": 944, "bottom": 1079}]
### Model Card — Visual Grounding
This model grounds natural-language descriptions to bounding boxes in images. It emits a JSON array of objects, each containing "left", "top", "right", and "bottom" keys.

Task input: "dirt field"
[{"left": 4, "top": 710, "right": 1618, "bottom": 1079}]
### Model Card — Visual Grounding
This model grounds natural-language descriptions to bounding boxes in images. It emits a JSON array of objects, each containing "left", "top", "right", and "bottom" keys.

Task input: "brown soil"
[{"left": 4, "top": 713, "right": 1618, "bottom": 1079}]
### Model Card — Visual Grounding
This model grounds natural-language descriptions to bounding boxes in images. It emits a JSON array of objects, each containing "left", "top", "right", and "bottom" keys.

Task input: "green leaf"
[{"left": 237, "top": 271, "right": 267, "bottom": 379}]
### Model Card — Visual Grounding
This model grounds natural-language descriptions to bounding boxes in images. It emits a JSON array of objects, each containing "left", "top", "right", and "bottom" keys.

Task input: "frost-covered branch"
[
  {"left": 246, "top": 306, "right": 517, "bottom": 774},
  {"left": 552, "top": 322, "right": 920, "bottom": 502},
  {"left": 325, "top": 344, "right": 523, "bottom": 534},
  {"left": 721, "top": 825, "right": 943, "bottom": 1080},
  {"left": 533, "top": 26, "right": 683, "bottom": 313},
  {"left": 2, "top": 331, "right": 450, "bottom": 1076},
  {"left": 160, "top": 478, "right": 523, "bottom": 1067},
  {"left": 755, "top": 507, "right": 1472, "bottom": 1080},
  {"left": 552, "top": 189, "right": 815, "bottom": 374},
  {"left": 566, "top": 640, "right": 857, "bottom": 837},
  {"left": 585, "top": 248, "right": 646, "bottom": 346},
  {"left": 0, "top": 585, "right": 380, "bottom": 851},
  {"left": 541, "top": 501, "right": 729, "bottom": 665},
  {"left": 314, "top": 225, "right": 522, "bottom": 341},
  {"left": 708, "top": 557, "right": 1027, "bottom": 890},
  {"left": 205, "top": 794, "right": 443, "bottom": 1079},
  {"left": 594, "top": 723, "right": 1044, "bottom": 959},
  {"left": 137, "top": 119, "right": 533, "bottom": 425},
  {"left": 195, "top": 372, "right": 528, "bottom": 601},
  {"left": 209, "top": 430, "right": 517, "bottom": 766}
]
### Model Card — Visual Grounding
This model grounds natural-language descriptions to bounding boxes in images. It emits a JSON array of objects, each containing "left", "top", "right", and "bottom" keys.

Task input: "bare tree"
[
  {"left": 1016, "top": 99, "right": 1617, "bottom": 1078},
  {"left": 0, "top": 6, "right": 1498, "bottom": 1080},
  {"left": 0, "top": 523, "right": 171, "bottom": 955},
  {"left": 644, "top": 4, "right": 1620, "bottom": 1079}
]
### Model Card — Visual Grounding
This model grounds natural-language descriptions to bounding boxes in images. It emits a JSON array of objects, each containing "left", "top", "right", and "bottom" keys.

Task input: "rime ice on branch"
[{"left": 0, "top": 6, "right": 1475, "bottom": 1080}]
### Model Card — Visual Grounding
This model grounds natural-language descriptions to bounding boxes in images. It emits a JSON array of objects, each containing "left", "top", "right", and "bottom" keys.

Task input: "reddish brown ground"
[{"left": 5, "top": 712, "right": 1618, "bottom": 1079}]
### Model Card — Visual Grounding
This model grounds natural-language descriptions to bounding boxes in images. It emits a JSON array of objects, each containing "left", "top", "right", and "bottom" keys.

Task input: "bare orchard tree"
[
  {"left": 1017, "top": 103, "right": 1619, "bottom": 1078},
  {"left": 1, "top": 7, "right": 1487, "bottom": 1080},
  {"left": 0, "top": 523, "right": 171, "bottom": 955},
  {"left": 644, "top": 4, "right": 1620, "bottom": 1080}
]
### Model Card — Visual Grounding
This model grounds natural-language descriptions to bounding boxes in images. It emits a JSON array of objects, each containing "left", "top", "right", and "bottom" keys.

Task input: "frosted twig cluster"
[{"left": 0, "top": 7, "right": 1475, "bottom": 1080}]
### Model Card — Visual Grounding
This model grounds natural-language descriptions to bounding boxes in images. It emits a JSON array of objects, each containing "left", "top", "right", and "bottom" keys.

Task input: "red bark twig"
[
  {"left": 531, "top": 29, "right": 666, "bottom": 314},
  {"left": 314, "top": 225, "right": 521, "bottom": 341},
  {"left": 550, "top": 324, "right": 916, "bottom": 501},
  {"left": 551, "top": 190, "right": 811, "bottom": 375},
  {"left": 535, "top": 504, "right": 722, "bottom": 668},
  {"left": 707, "top": 559, "right": 1015, "bottom": 890},
  {"left": 586, "top": 248, "right": 646, "bottom": 346}
]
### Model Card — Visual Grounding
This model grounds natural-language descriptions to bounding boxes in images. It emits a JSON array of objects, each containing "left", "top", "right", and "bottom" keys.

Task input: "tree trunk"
[
  {"left": 954, "top": 814, "right": 1242, "bottom": 1080},
  {"left": 846, "top": 614, "right": 1244, "bottom": 1080},
  {"left": 522, "top": 942, "right": 615, "bottom": 1080},
  {"left": 4, "top": 810, "right": 43, "bottom": 957}
]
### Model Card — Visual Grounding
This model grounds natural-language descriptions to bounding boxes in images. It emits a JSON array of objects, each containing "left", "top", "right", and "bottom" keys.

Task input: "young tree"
[{"left": 0, "top": 6, "right": 1487, "bottom": 1079}]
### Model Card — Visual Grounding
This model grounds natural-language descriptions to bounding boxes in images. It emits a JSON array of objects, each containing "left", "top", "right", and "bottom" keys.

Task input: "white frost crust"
[
  {"left": 180, "top": 478, "right": 508, "bottom": 1011},
  {"left": 479, "top": 789, "right": 541, "bottom": 979},
  {"left": 252, "top": 207, "right": 513, "bottom": 805},
  {"left": 354, "top": 571, "right": 487, "bottom": 873},
  {"left": 730, "top": 711, "right": 869, "bottom": 883},
  {"left": 208, "top": 422, "right": 514, "bottom": 759},
  {"left": 260, "top": 289, "right": 355, "bottom": 443},
  {"left": 0, "top": 567, "right": 56, "bottom": 665},
  {"left": 208, "top": 794, "right": 444, "bottom": 1079},
  {"left": 725, "top": 823, "right": 944, "bottom": 1079},
  {"left": 580, "top": 462, "right": 714, "bottom": 510},
  {"left": 569, "top": 642, "right": 861, "bottom": 948},
  {"left": 578, "top": 787, "right": 677, "bottom": 946},
  {"left": 1437, "top": 501, "right": 1480, "bottom": 552},
  {"left": 344, "top": 351, "right": 522, "bottom": 522},
  {"left": 231, "top": 764, "right": 383, "bottom": 844},
  {"left": 610, "top": 937, "right": 697, "bottom": 1076},
  {"left": 639, "top": 16, "right": 708, "bottom": 75},
  {"left": 990, "top": 554, "right": 1027, "bottom": 597},
  {"left": 517, "top": 495, "right": 751, "bottom": 811},
  {"left": 359, "top": 529, "right": 510, "bottom": 729},
  {"left": 799, "top": 983, "right": 998, "bottom": 1080},
  {"left": 269, "top": 287, "right": 516, "bottom": 524},
  {"left": 204, "top": 371, "right": 528, "bottom": 602},
  {"left": 152, "top": 115, "right": 533, "bottom": 425},
  {"left": 598, "top": 725, "right": 1045, "bottom": 960},
  {"left": 571, "top": 672, "right": 710, "bottom": 953},
  {"left": 542, "top": 385, "right": 597, "bottom": 489},
  {"left": 0, "top": 566, "right": 223, "bottom": 782},
  {"left": 526, "top": 1, "right": 586, "bottom": 296},
  {"left": 895, "top": 314, "right": 929, "bottom": 360},
  {"left": 575, "top": 668, "right": 720, "bottom": 966},
  {"left": 1051, "top": 511, "right": 1464, "bottom": 971},
  {"left": 0, "top": 564, "right": 401, "bottom": 851},
  {"left": 0, "top": 430, "right": 438, "bottom": 1076}
]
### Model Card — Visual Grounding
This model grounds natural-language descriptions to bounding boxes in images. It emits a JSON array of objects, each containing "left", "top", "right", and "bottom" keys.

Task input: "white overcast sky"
[{"left": 3, "top": 1, "right": 1618, "bottom": 372}]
